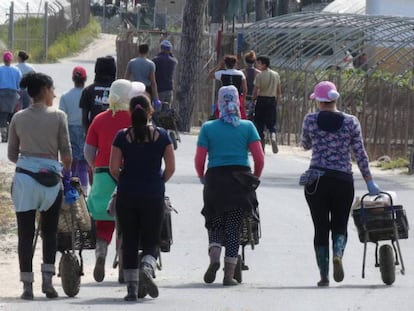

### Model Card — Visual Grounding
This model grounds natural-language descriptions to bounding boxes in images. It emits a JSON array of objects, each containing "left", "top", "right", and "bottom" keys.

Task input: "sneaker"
[
  {"left": 270, "top": 133, "right": 278, "bottom": 154},
  {"left": 333, "top": 256, "right": 344, "bottom": 282}
]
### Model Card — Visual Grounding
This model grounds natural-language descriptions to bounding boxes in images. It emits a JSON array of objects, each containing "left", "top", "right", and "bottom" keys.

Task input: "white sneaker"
[{"left": 270, "top": 133, "right": 278, "bottom": 154}]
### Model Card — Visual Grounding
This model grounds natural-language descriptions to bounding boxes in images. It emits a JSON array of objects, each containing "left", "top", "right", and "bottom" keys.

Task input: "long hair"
[{"left": 128, "top": 95, "right": 153, "bottom": 143}]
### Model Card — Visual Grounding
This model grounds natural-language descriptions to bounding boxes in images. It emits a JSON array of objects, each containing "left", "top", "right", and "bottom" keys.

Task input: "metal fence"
[{"left": 6, "top": 0, "right": 90, "bottom": 60}]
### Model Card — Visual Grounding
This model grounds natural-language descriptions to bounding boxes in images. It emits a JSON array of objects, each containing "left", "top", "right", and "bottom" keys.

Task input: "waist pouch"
[
  {"left": 232, "top": 171, "right": 261, "bottom": 191},
  {"left": 16, "top": 167, "right": 61, "bottom": 187}
]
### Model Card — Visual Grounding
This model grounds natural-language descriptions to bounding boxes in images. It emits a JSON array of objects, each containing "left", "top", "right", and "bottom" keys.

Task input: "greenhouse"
[{"left": 243, "top": 12, "right": 414, "bottom": 159}]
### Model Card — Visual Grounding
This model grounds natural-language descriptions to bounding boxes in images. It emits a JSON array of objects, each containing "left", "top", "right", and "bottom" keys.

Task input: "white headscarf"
[{"left": 108, "top": 79, "right": 145, "bottom": 114}]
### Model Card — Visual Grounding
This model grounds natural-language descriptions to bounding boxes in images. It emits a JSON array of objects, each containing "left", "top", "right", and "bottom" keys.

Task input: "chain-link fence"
[{"left": 5, "top": 0, "right": 90, "bottom": 60}]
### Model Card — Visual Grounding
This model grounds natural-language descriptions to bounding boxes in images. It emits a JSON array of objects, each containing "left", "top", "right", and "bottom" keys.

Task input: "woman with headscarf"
[
  {"left": 8, "top": 72, "right": 72, "bottom": 299},
  {"left": 84, "top": 79, "right": 145, "bottom": 283},
  {"left": 194, "top": 85, "right": 264, "bottom": 286},
  {"left": 109, "top": 94, "right": 175, "bottom": 301}
]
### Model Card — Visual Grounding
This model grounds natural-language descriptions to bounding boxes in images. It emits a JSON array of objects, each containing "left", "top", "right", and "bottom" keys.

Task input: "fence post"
[
  {"left": 409, "top": 149, "right": 414, "bottom": 175},
  {"left": 44, "top": 2, "right": 49, "bottom": 61},
  {"left": 8, "top": 1, "right": 14, "bottom": 50}
]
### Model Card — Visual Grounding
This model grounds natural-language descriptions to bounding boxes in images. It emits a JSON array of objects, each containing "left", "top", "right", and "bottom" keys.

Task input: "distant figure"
[
  {"left": 152, "top": 40, "right": 178, "bottom": 106},
  {"left": 252, "top": 55, "right": 281, "bottom": 154},
  {"left": 358, "top": 53, "right": 369, "bottom": 71},
  {"left": 124, "top": 44, "right": 161, "bottom": 109},
  {"left": 208, "top": 54, "right": 248, "bottom": 119},
  {"left": 16, "top": 51, "right": 35, "bottom": 110},
  {"left": 0, "top": 51, "right": 21, "bottom": 142},
  {"left": 242, "top": 50, "right": 261, "bottom": 120},
  {"left": 342, "top": 51, "right": 354, "bottom": 70},
  {"left": 59, "top": 66, "right": 89, "bottom": 192}
]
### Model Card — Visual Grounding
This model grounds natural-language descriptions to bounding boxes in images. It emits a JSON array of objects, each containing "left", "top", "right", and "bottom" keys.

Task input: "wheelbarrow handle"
[{"left": 360, "top": 191, "right": 394, "bottom": 209}]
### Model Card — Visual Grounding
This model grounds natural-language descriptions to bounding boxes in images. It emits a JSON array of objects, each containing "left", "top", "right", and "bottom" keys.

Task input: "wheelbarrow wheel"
[
  {"left": 234, "top": 255, "right": 243, "bottom": 284},
  {"left": 379, "top": 244, "right": 395, "bottom": 285},
  {"left": 59, "top": 252, "right": 81, "bottom": 297}
]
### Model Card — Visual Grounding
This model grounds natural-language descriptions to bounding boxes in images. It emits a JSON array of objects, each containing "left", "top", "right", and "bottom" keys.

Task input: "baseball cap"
[
  {"left": 160, "top": 40, "right": 172, "bottom": 51},
  {"left": 72, "top": 66, "right": 87, "bottom": 80},
  {"left": 309, "top": 81, "right": 340, "bottom": 102}
]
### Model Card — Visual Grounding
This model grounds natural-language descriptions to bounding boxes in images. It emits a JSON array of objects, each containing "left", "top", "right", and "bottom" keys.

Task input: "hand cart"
[
  {"left": 234, "top": 207, "right": 261, "bottom": 284},
  {"left": 352, "top": 191, "right": 409, "bottom": 285},
  {"left": 56, "top": 177, "right": 95, "bottom": 297},
  {"left": 151, "top": 102, "right": 181, "bottom": 150}
]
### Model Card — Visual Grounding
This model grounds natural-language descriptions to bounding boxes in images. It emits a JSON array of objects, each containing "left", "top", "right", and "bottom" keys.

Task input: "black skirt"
[{"left": 202, "top": 165, "right": 258, "bottom": 229}]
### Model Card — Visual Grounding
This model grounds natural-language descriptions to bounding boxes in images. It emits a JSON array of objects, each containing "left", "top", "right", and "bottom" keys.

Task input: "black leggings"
[
  {"left": 116, "top": 195, "right": 164, "bottom": 269},
  {"left": 305, "top": 176, "right": 354, "bottom": 248},
  {"left": 16, "top": 191, "right": 62, "bottom": 272}
]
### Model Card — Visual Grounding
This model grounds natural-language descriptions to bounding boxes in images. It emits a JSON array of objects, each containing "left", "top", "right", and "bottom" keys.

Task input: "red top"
[{"left": 85, "top": 110, "right": 131, "bottom": 167}]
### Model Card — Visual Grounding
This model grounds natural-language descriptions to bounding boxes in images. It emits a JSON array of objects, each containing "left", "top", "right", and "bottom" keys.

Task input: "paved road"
[{"left": 1, "top": 132, "right": 414, "bottom": 310}]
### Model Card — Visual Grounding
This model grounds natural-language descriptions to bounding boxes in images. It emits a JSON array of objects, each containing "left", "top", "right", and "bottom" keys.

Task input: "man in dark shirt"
[
  {"left": 79, "top": 56, "right": 116, "bottom": 134},
  {"left": 152, "top": 40, "right": 178, "bottom": 105}
]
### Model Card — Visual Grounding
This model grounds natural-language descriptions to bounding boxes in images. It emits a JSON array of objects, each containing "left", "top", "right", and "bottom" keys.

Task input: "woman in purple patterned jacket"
[{"left": 300, "top": 81, "right": 381, "bottom": 287}]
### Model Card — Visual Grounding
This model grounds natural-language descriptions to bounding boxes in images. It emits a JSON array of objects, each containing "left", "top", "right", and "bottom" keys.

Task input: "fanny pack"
[
  {"left": 16, "top": 167, "right": 61, "bottom": 187},
  {"left": 232, "top": 171, "right": 260, "bottom": 191}
]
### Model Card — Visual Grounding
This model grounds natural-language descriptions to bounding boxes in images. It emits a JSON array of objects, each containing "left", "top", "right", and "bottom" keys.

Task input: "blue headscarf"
[{"left": 217, "top": 85, "right": 241, "bottom": 127}]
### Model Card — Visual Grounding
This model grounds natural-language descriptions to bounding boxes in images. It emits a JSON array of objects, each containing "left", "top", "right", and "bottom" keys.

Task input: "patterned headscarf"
[{"left": 217, "top": 85, "right": 240, "bottom": 127}]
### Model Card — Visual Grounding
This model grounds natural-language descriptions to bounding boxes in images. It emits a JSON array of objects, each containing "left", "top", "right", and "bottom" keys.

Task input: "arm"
[
  {"left": 7, "top": 118, "right": 19, "bottom": 163},
  {"left": 242, "top": 78, "right": 248, "bottom": 97},
  {"left": 276, "top": 82, "right": 282, "bottom": 103},
  {"left": 149, "top": 71, "right": 159, "bottom": 101},
  {"left": 109, "top": 145, "right": 123, "bottom": 182},
  {"left": 249, "top": 141, "right": 264, "bottom": 177},
  {"left": 208, "top": 59, "right": 224, "bottom": 80},
  {"left": 84, "top": 144, "right": 97, "bottom": 169},
  {"left": 252, "top": 85, "right": 259, "bottom": 101},
  {"left": 162, "top": 144, "right": 175, "bottom": 182},
  {"left": 81, "top": 109, "right": 90, "bottom": 135},
  {"left": 300, "top": 116, "right": 312, "bottom": 150},
  {"left": 194, "top": 145, "right": 208, "bottom": 178},
  {"left": 58, "top": 113, "right": 72, "bottom": 170}
]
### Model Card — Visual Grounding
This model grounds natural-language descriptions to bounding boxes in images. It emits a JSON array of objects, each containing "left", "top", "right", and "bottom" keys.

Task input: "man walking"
[
  {"left": 152, "top": 40, "right": 178, "bottom": 105},
  {"left": 252, "top": 55, "right": 282, "bottom": 154},
  {"left": 124, "top": 44, "right": 161, "bottom": 109}
]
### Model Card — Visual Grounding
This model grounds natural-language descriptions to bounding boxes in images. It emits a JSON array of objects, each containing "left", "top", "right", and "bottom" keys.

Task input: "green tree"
[{"left": 176, "top": 0, "right": 208, "bottom": 131}]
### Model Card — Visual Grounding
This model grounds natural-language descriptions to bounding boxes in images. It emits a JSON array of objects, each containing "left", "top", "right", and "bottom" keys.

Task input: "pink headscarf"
[{"left": 3, "top": 51, "right": 13, "bottom": 63}]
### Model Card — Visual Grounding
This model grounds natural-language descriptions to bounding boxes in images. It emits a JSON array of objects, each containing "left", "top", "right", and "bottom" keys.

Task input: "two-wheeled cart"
[
  {"left": 352, "top": 191, "right": 409, "bottom": 285},
  {"left": 234, "top": 208, "right": 261, "bottom": 283},
  {"left": 152, "top": 102, "right": 181, "bottom": 150},
  {"left": 56, "top": 178, "right": 95, "bottom": 297}
]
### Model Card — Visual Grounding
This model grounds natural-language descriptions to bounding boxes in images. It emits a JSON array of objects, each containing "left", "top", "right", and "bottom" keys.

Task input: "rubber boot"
[
  {"left": 0, "top": 127, "right": 7, "bottom": 143},
  {"left": 332, "top": 233, "right": 347, "bottom": 283},
  {"left": 315, "top": 246, "right": 330, "bottom": 287},
  {"left": 94, "top": 238, "right": 108, "bottom": 282},
  {"left": 123, "top": 269, "right": 138, "bottom": 301},
  {"left": 223, "top": 257, "right": 239, "bottom": 286},
  {"left": 20, "top": 272, "right": 34, "bottom": 300},
  {"left": 41, "top": 264, "right": 58, "bottom": 298},
  {"left": 203, "top": 244, "right": 221, "bottom": 284},
  {"left": 139, "top": 255, "right": 158, "bottom": 298}
]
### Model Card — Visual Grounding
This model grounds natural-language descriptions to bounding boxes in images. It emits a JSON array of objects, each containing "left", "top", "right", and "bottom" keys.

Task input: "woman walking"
[
  {"left": 109, "top": 94, "right": 175, "bottom": 301},
  {"left": 195, "top": 85, "right": 264, "bottom": 286},
  {"left": 8, "top": 72, "right": 72, "bottom": 299},
  {"left": 84, "top": 79, "right": 145, "bottom": 283},
  {"left": 301, "top": 81, "right": 381, "bottom": 287}
]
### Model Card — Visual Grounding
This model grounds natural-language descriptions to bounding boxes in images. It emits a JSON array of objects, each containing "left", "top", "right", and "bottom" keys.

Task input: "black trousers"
[
  {"left": 254, "top": 96, "right": 277, "bottom": 140},
  {"left": 16, "top": 191, "right": 62, "bottom": 272},
  {"left": 305, "top": 176, "right": 354, "bottom": 247},
  {"left": 116, "top": 194, "right": 164, "bottom": 269}
]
